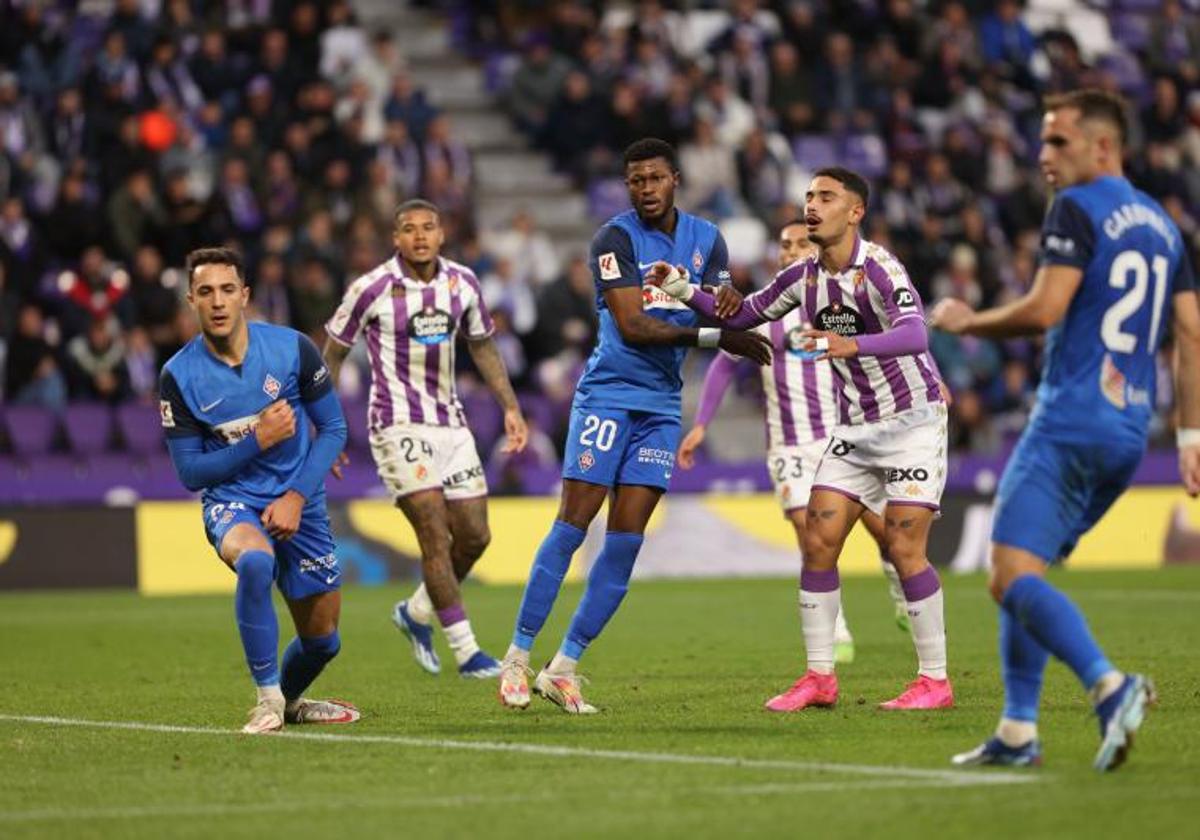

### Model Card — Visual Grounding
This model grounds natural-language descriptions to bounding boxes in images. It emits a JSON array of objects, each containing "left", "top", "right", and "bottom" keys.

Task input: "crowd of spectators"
[
  {"left": 482, "top": 0, "right": 1200, "bottom": 450},
  {"left": 2, "top": 0, "right": 1200, "bottom": 474}
]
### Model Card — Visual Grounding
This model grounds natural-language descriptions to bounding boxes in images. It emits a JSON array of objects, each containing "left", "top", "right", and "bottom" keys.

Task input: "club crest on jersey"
[
  {"left": 409, "top": 306, "right": 453, "bottom": 345},
  {"left": 853, "top": 268, "right": 866, "bottom": 288},
  {"left": 692, "top": 248, "right": 703, "bottom": 272},
  {"left": 262, "top": 374, "right": 281, "bottom": 399},
  {"left": 814, "top": 302, "right": 866, "bottom": 336},
  {"left": 578, "top": 449, "right": 595, "bottom": 472}
]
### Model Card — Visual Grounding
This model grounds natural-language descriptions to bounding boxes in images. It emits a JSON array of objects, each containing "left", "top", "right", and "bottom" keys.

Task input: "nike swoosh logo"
[
  {"left": 251, "top": 663, "right": 270, "bottom": 671},
  {"left": 637, "top": 261, "right": 659, "bottom": 271},
  {"left": 200, "top": 398, "right": 224, "bottom": 412},
  {"left": 325, "top": 574, "right": 339, "bottom": 585}
]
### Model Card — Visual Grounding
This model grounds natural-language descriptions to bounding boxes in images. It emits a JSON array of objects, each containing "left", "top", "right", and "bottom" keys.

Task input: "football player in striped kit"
[
  {"left": 677, "top": 220, "right": 912, "bottom": 699},
  {"left": 323, "top": 200, "right": 528, "bottom": 678},
  {"left": 654, "top": 168, "right": 954, "bottom": 711}
]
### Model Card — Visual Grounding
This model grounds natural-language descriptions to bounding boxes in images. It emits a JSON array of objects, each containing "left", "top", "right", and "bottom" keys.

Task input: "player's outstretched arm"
[
  {"left": 931, "top": 266, "right": 1083, "bottom": 338},
  {"left": 604, "top": 285, "right": 772, "bottom": 364},
  {"left": 679, "top": 351, "right": 741, "bottom": 470},
  {"left": 321, "top": 336, "right": 351, "bottom": 389},
  {"left": 467, "top": 336, "right": 528, "bottom": 453}
]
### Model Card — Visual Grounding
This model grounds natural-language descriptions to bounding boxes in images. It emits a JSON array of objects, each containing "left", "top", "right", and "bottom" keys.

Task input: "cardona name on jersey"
[{"left": 1101, "top": 202, "right": 1176, "bottom": 250}]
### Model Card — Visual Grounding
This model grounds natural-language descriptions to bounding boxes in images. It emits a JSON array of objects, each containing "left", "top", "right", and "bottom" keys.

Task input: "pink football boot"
[
  {"left": 879, "top": 675, "right": 954, "bottom": 710},
  {"left": 764, "top": 671, "right": 839, "bottom": 712}
]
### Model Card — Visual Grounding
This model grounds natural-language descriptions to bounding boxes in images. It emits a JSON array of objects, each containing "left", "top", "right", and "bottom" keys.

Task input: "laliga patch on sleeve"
[
  {"left": 1043, "top": 234, "right": 1076, "bottom": 256},
  {"left": 160, "top": 400, "right": 175, "bottom": 428},
  {"left": 598, "top": 251, "right": 621, "bottom": 281},
  {"left": 892, "top": 287, "right": 917, "bottom": 309}
]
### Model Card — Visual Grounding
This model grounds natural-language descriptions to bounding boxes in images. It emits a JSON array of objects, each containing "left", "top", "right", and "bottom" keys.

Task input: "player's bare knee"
[{"left": 457, "top": 524, "right": 491, "bottom": 561}]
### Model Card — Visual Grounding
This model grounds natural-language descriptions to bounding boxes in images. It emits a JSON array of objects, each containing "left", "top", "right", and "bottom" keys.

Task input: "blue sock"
[
  {"left": 999, "top": 606, "right": 1050, "bottom": 722},
  {"left": 235, "top": 550, "right": 279, "bottom": 686},
  {"left": 281, "top": 631, "right": 341, "bottom": 702},
  {"left": 513, "top": 520, "right": 586, "bottom": 651},
  {"left": 561, "top": 531, "right": 643, "bottom": 660},
  {"left": 1004, "top": 575, "right": 1115, "bottom": 691}
]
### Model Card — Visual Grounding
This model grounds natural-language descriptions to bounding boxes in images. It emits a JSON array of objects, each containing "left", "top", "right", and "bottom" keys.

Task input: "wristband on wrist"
[
  {"left": 697, "top": 328, "right": 721, "bottom": 349},
  {"left": 1178, "top": 428, "right": 1200, "bottom": 448}
]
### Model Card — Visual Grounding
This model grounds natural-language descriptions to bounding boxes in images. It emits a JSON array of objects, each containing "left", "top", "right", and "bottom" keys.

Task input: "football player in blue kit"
[
  {"left": 931, "top": 91, "right": 1200, "bottom": 770},
  {"left": 497, "top": 138, "right": 773, "bottom": 713},
  {"left": 160, "top": 247, "right": 357, "bottom": 733}
]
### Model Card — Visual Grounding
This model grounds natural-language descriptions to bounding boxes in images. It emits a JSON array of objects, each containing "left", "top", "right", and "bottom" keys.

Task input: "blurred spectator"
[
  {"left": 506, "top": 34, "right": 571, "bottom": 141},
  {"left": 144, "top": 34, "right": 203, "bottom": 115},
  {"left": 978, "top": 0, "right": 1035, "bottom": 80},
  {"left": 1148, "top": 0, "right": 1200, "bottom": 86},
  {"left": 5, "top": 303, "right": 66, "bottom": 409},
  {"left": 64, "top": 316, "right": 130, "bottom": 403},
  {"left": 483, "top": 210, "right": 560, "bottom": 287},
  {"left": 768, "top": 42, "right": 815, "bottom": 137},
  {"left": 481, "top": 258, "right": 537, "bottom": 338},
  {"left": 384, "top": 72, "right": 437, "bottom": 142},
  {"left": 680, "top": 117, "right": 740, "bottom": 220},
  {"left": 738, "top": 127, "right": 792, "bottom": 222},
  {"left": 533, "top": 256, "right": 598, "bottom": 360},
  {"left": 44, "top": 174, "right": 103, "bottom": 263},
  {"left": 544, "top": 71, "right": 609, "bottom": 183},
  {"left": 252, "top": 253, "right": 292, "bottom": 327},
  {"left": 0, "top": 197, "right": 44, "bottom": 297}
]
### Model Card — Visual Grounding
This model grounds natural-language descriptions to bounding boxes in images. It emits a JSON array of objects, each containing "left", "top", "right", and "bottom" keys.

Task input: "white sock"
[
  {"left": 443, "top": 619, "right": 481, "bottom": 666},
  {"left": 908, "top": 588, "right": 948, "bottom": 680},
  {"left": 504, "top": 644, "right": 530, "bottom": 665},
  {"left": 799, "top": 587, "right": 840, "bottom": 675},
  {"left": 1088, "top": 670, "right": 1125, "bottom": 705},
  {"left": 407, "top": 584, "right": 434, "bottom": 624},
  {"left": 881, "top": 556, "right": 906, "bottom": 613},
  {"left": 834, "top": 604, "right": 853, "bottom": 644},
  {"left": 995, "top": 717, "right": 1038, "bottom": 748},
  {"left": 547, "top": 651, "right": 578, "bottom": 675},
  {"left": 257, "top": 684, "right": 284, "bottom": 704}
]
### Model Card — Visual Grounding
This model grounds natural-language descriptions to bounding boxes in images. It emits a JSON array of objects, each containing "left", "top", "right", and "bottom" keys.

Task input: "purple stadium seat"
[
  {"left": 793, "top": 135, "right": 838, "bottom": 170},
  {"left": 588, "top": 178, "right": 630, "bottom": 221},
  {"left": 4, "top": 405, "right": 59, "bottom": 455},
  {"left": 518, "top": 392, "right": 562, "bottom": 438},
  {"left": 1111, "top": 13, "right": 1151, "bottom": 52},
  {"left": 117, "top": 403, "right": 165, "bottom": 454},
  {"left": 63, "top": 403, "right": 115, "bottom": 454},
  {"left": 842, "top": 134, "right": 888, "bottom": 179}
]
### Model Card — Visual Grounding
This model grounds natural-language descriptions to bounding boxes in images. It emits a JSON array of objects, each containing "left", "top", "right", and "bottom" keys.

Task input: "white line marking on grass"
[{"left": 0, "top": 713, "right": 1033, "bottom": 787}]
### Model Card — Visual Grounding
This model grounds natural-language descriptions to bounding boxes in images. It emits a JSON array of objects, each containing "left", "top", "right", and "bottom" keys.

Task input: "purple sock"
[
  {"left": 800, "top": 568, "right": 840, "bottom": 592},
  {"left": 437, "top": 603, "right": 467, "bottom": 627},
  {"left": 900, "top": 565, "right": 941, "bottom": 602}
]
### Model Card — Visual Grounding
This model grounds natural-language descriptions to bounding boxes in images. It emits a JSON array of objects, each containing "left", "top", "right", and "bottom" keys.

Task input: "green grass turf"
[{"left": 3, "top": 567, "right": 1200, "bottom": 839}]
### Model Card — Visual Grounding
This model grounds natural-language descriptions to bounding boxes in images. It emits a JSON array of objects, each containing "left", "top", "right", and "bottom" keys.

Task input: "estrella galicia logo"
[
  {"left": 892, "top": 287, "right": 917, "bottom": 310},
  {"left": 409, "top": 306, "right": 453, "bottom": 345},
  {"left": 814, "top": 302, "right": 865, "bottom": 337},
  {"left": 829, "top": 439, "right": 856, "bottom": 457}
]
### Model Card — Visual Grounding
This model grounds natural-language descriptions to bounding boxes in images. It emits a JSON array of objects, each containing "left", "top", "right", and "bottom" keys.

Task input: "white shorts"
[
  {"left": 369, "top": 423, "right": 488, "bottom": 501},
  {"left": 767, "top": 439, "right": 830, "bottom": 513},
  {"left": 811, "top": 403, "right": 947, "bottom": 516}
]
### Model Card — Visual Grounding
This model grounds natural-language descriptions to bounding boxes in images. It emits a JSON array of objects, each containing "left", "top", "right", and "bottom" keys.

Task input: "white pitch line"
[
  {"left": 0, "top": 713, "right": 1032, "bottom": 787},
  {"left": 1070, "top": 590, "right": 1200, "bottom": 603}
]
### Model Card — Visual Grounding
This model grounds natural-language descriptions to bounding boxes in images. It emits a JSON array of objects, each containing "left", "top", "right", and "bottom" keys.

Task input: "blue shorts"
[
  {"left": 203, "top": 498, "right": 340, "bottom": 600},
  {"left": 991, "top": 431, "right": 1144, "bottom": 564},
  {"left": 562, "top": 405, "right": 680, "bottom": 490}
]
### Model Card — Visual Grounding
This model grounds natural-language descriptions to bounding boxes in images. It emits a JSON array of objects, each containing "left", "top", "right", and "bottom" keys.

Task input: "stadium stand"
[{"left": 1, "top": 0, "right": 1198, "bottom": 503}]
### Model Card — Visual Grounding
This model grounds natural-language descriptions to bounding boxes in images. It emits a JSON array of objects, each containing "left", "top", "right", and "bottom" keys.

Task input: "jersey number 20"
[
  {"left": 1101, "top": 250, "right": 1169, "bottom": 354},
  {"left": 579, "top": 415, "right": 618, "bottom": 451}
]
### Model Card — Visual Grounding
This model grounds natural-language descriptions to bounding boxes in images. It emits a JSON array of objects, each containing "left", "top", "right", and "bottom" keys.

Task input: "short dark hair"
[
  {"left": 394, "top": 198, "right": 440, "bottom": 225},
  {"left": 622, "top": 137, "right": 678, "bottom": 171},
  {"left": 1043, "top": 88, "right": 1129, "bottom": 145},
  {"left": 812, "top": 166, "right": 870, "bottom": 207},
  {"left": 186, "top": 246, "right": 244, "bottom": 286},
  {"left": 781, "top": 217, "right": 807, "bottom": 230}
]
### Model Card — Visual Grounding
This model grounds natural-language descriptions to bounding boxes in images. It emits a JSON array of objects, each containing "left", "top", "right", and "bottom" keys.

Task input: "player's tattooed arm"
[
  {"left": 466, "top": 336, "right": 528, "bottom": 453},
  {"left": 603, "top": 285, "right": 772, "bottom": 364}
]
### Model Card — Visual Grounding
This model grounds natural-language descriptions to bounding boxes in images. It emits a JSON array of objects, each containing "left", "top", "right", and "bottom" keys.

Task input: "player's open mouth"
[
  {"left": 641, "top": 199, "right": 660, "bottom": 212},
  {"left": 806, "top": 216, "right": 821, "bottom": 227}
]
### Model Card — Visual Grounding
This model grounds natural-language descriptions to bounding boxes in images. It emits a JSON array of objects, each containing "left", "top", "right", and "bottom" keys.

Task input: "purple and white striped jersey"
[
  {"left": 744, "top": 237, "right": 942, "bottom": 425},
  {"left": 754, "top": 307, "right": 839, "bottom": 447},
  {"left": 325, "top": 256, "right": 493, "bottom": 431}
]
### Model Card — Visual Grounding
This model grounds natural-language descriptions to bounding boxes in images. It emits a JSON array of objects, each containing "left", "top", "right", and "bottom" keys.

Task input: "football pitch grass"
[{"left": 3, "top": 568, "right": 1200, "bottom": 839}]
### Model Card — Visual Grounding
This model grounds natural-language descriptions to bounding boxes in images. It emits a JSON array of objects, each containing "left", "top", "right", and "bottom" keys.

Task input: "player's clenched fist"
[
  {"left": 255, "top": 399, "right": 296, "bottom": 449},
  {"left": 929, "top": 298, "right": 976, "bottom": 335},
  {"left": 644, "top": 260, "right": 693, "bottom": 301},
  {"left": 714, "top": 285, "right": 743, "bottom": 319},
  {"left": 719, "top": 330, "right": 772, "bottom": 365}
]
